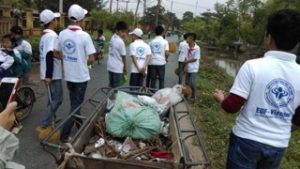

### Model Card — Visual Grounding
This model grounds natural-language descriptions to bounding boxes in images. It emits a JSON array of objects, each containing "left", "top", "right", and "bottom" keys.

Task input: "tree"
[
  {"left": 90, "top": 9, "right": 111, "bottom": 30},
  {"left": 163, "top": 11, "right": 180, "bottom": 31},
  {"left": 140, "top": 5, "right": 166, "bottom": 30},
  {"left": 182, "top": 11, "right": 193, "bottom": 23}
]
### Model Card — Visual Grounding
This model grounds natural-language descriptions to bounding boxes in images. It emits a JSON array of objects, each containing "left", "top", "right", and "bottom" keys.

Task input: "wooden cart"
[{"left": 42, "top": 87, "right": 209, "bottom": 169}]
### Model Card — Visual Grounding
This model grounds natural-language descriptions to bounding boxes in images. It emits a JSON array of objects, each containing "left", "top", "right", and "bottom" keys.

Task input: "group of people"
[
  {"left": 36, "top": 3, "right": 202, "bottom": 142},
  {"left": 0, "top": 26, "right": 32, "bottom": 83},
  {"left": 1, "top": 3, "right": 299, "bottom": 169}
]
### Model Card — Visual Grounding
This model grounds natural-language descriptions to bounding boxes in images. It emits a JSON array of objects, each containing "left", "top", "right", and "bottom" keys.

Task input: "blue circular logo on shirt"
[
  {"left": 136, "top": 47, "right": 145, "bottom": 57},
  {"left": 63, "top": 40, "right": 76, "bottom": 55},
  {"left": 151, "top": 42, "right": 161, "bottom": 53},
  {"left": 265, "top": 79, "right": 294, "bottom": 108}
]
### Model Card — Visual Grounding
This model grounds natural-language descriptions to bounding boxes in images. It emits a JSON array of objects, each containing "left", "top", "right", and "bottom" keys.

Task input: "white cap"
[
  {"left": 129, "top": 28, "right": 143, "bottom": 38},
  {"left": 40, "top": 9, "right": 60, "bottom": 25},
  {"left": 68, "top": 4, "right": 88, "bottom": 22}
]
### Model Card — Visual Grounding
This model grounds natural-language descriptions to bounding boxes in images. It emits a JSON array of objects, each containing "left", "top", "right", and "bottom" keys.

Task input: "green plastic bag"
[{"left": 106, "top": 91, "right": 161, "bottom": 140}]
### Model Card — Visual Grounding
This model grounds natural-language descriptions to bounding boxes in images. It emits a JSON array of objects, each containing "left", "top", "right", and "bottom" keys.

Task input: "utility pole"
[
  {"left": 155, "top": 0, "right": 161, "bottom": 26},
  {"left": 195, "top": 0, "right": 199, "bottom": 16},
  {"left": 109, "top": 0, "right": 113, "bottom": 13},
  {"left": 59, "top": 0, "right": 63, "bottom": 13},
  {"left": 134, "top": 0, "right": 141, "bottom": 26},
  {"left": 143, "top": 0, "right": 147, "bottom": 15},
  {"left": 125, "top": 0, "right": 129, "bottom": 12},
  {"left": 170, "top": 0, "right": 174, "bottom": 13},
  {"left": 59, "top": 0, "right": 63, "bottom": 27},
  {"left": 116, "top": 0, "right": 119, "bottom": 13}
]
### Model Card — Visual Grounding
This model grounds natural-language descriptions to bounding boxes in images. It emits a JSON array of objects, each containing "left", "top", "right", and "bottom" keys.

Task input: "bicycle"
[{"left": 0, "top": 80, "right": 35, "bottom": 121}]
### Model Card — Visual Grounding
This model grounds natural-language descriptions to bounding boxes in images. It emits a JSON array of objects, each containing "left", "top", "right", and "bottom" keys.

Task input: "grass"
[{"left": 194, "top": 60, "right": 300, "bottom": 169}]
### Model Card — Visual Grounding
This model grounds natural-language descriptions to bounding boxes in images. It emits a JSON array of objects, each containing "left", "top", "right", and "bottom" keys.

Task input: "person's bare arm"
[
  {"left": 131, "top": 55, "right": 140, "bottom": 72},
  {"left": 88, "top": 54, "right": 95, "bottom": 65},
  {"left": 141, "top": 54, "right": 152, "bottom": 74},
  {"left": 122, "top": 55, "right": 127, "bottom": 74}
]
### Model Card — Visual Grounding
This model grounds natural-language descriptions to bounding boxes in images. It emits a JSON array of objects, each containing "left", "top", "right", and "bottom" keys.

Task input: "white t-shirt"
[
  {"left": 107, "top": 34, "right": 127, "bottom": 74},
  {"left": 39, "top": 29, "right": 62, "bottom": 80},
  {"left": 129, "top": 39, "right": 152, "bottom": 73},
  {"left": 178, "top": 40, "right": 188, "bottom": 62},
  {"left": 56, "top": 25, "right": 96, "bottom": 82},
  {"left": 149, "top": 36, "right": 169, "bottom": 65},
  {"left": 16, "top": 39, "right": 32, "bottom": 55},
  {"left": 231, "top": 51, "right": 300, "bottom": 148},
  {"left": 184, "top": 44, "right": 201, "bottom": 73}
]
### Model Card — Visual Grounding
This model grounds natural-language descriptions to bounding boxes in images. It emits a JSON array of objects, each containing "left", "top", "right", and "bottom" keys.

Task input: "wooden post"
[{"left": 26, "top": 10, "right": 33, "bottom": 35}]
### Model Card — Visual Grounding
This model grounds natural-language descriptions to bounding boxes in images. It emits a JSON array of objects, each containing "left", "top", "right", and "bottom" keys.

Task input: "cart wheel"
[{"left": 15, "top": 87, "right": 35, "bottom": 121}]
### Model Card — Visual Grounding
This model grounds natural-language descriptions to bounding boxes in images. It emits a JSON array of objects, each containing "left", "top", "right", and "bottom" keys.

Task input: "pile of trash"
[
  {"left": 81, "top": 119, "right": 173, "bottom": 162},
  {"left": 80, "top": 85, "right": 188, "bottom": 162}
]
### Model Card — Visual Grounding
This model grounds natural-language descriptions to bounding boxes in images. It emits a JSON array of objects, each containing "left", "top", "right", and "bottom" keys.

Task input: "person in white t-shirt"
[
  {"left": 56, "top": 4, "right": 96, "bottom": 142},
  {"left": 183, "top": 33, "right": 200, "bottom": 103},
  {"left": 213, "top": 9, "right": 300, "bottom": 169},
  {"left": 148, "top": 25, "right": 169, "bottom": 89},
  {"left": 37, "top": 9, "right": 62, "bottom": 129},
  {"left": 128, "top": 28, "right": 152, "bottom": 87},
  {"left": 107, "top": 21, "right": 128, "bottom": 88},
  {"left": 177, "top": 33, "right": 188, "bottom": 84}
]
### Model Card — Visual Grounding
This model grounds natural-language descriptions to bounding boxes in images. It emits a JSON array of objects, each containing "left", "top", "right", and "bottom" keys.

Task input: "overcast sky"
[{"left": 107, "top": 0, "right": 228, "bottom": 18}]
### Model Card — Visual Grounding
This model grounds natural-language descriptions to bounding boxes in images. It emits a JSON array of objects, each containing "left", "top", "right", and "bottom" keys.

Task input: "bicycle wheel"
[{"left": 15, "top": 87, "right": 35, "bottom": 121}]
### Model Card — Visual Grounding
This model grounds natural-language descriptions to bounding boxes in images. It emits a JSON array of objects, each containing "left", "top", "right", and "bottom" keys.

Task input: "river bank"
[{"left": 194, "top": 59, "right": 300, "bottom": 169}]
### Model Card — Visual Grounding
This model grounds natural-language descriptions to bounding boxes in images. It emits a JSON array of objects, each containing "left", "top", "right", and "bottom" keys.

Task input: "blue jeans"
[
  {"left": 60, "top": 81, "right": 88, "bottom": 141},
  {"left": 185, "top": 73, "right": 197, "bottom": 99},
  {"left": 129, "top": 73, "right": 145, "bottom": 87},
  {"left": 148, "top": 65, "right": 165, "bottom": 89},
  {"left": 178, "top": 62, "right": 184, "bottom": 84},
  {"left": 227, "top": 133, "right": 286, "bottom": 169},
  {"left": 41, "top": 80, "right": 63, "bottom": 127},
  {"left": 108, "top": 71, "right": 122, "bottom": 88}
]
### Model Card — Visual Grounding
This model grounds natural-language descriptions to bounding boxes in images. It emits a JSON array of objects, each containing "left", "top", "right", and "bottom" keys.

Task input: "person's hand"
[
  {"left": 139, "top": 67, "right": 146, "bottom": 75},
  {"left": 213, "top": 89, "right": 225, "bottom": 104},
  {"left": 0, "top": 102, "right": 17, "bottom": 130},
  {"left": 44, "top": 78, "right": 52, "bottom": 86},
  {"left": 88, "top": 55, "right": 95, "bottom": 65},
  {"left": 123, "top": 68, "right": 127, "bottom": 75}
]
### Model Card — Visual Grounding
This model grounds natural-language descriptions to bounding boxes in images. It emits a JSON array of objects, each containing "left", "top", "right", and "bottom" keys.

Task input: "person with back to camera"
[
  {"left": 128, "top": 28, "right": 152, "bottom": 88},
  {"left": 213, "top": 9, "right": 300, "bottom": 169},
  {"left": 148, "top": 25, "right": 169, "bottom": 89},
  {"left": 55, "top": 4, "right": 96, "bottom": 142}
]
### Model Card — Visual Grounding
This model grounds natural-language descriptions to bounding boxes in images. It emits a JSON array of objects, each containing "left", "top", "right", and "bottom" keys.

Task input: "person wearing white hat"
[
  {"left": 38, "top": 9, "right": 63, "bottom": 129},
  {"left": 55, "top": 4, "right": 96, "bottom": 142},
  {"left": 128, "top": 28, "right": 152, "bottom": 87}
]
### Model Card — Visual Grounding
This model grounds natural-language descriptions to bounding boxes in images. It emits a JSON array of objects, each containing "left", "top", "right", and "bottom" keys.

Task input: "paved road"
[{"left": 14, "top": 35, "right": 179, "bottom": 169}]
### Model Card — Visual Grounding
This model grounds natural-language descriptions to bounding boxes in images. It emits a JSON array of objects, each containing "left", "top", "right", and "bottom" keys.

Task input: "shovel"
[{"left": 38, "top": 85, "right": 61, "bottom": 143}]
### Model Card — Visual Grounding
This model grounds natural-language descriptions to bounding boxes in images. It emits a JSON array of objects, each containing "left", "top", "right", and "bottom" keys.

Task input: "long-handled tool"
[{"left": 38, "top": 85, "right": 61, "bottom": 143}]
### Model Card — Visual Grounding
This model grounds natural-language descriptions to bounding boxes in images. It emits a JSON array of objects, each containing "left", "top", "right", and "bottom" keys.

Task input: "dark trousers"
[
  {"left": 130, "top": 73, "right": 145, "bottom": 87},
  {"left": 148, "top": 65, "right": 165, "bottom": 89},
  {"left": 178, "top": 62, "right": 184, "bottom": 84},
  {"left": 185, "top": 73, "right": 196, "bottom": 99},
  {"left": 60, "top": 81, "right": 88, "bottom": 141},
  {"left": 226, "top": 133, "right": 286, "bottom": 169},
  {"left": 108, "top": 71, "right": 122, "bottom": 88}
]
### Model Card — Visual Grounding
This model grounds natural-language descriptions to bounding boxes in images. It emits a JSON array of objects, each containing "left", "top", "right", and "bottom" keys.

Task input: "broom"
[{"left": 37, "top": 85, "right": 61, "bottom": 143}]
